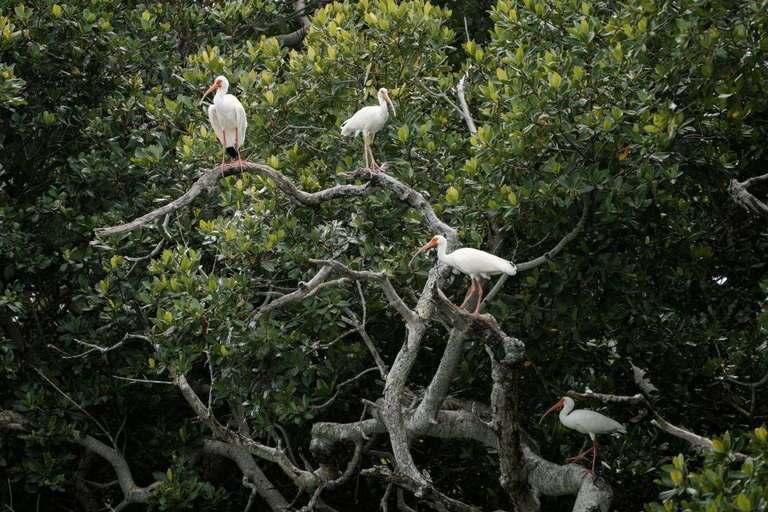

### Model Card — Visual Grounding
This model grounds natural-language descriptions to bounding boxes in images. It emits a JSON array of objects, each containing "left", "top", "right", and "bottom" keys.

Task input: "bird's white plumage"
[
  {"left": 431, "top": 235, "right": 517, "bottom": 279},
  {"left": 558, "top": 398, "right": 626, "bottom": 438},
  {"left": 341, "top": 88, "right": 393, "bottom": 140},
  {"left": 205, "top": 76, "right": 247, "bottom": 152}
]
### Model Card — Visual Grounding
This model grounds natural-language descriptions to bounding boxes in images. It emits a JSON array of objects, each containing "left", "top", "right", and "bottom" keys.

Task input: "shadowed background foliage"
[{"left": 1, "top": 0, "right": 767, "bottom": 510}]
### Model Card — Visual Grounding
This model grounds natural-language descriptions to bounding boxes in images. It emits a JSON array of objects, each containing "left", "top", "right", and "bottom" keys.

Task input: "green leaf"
[
  {"left": 549, "top": 72, "right": 562, "bottom": 90},
  {"left": 445, "top": 186, "right": 459, "bottom": 203}
]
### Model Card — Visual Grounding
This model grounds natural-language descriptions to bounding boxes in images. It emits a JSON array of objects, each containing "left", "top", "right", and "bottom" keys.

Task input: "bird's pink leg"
[
  {"left": 459, "top": 279, "right": 477, "bottom": 310},
  {"left": 473, "top": 280, "right": 484, "bottom": 315},
  {"left": 567, "top": 447, "right": 594, "bottom": 462},
  {"left": 589, "top": 439, "right": 599, "bottom": 476}
]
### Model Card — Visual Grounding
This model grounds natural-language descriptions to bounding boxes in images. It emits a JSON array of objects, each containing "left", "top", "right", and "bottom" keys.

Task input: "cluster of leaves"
[
  {"left": 647, "top": 427, "right": 768, "bottom": 511},
  {"left": 1, "top": 0, "right": 767, "bottom": 509}
]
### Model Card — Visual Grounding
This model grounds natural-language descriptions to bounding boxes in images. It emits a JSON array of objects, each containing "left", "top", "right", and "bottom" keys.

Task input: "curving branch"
[
  {"left": 273, "top": 0, "right": 313, "bottom": 48},
  {"left": 94, "top": 162, "right": 375, "bottom": 237},
  {"left": 201, "top": 440, "right": 289, "bottom": 511},
  {"left": 482, "top": 194, "right": 590, "bottom": 308},
  {"left": 0, "top": 410, "right": 160, "bottom": 511},
  {"left": 729, "top": 172, "right": 768, "bottom": 218}
]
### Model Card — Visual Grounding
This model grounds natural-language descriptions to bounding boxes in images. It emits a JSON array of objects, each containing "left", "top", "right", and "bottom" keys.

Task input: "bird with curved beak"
[
  {"left": 199, "top": 75, "right": 247, "bottom": 177},
  {"left": 341, "top": 87, "right": 396, "bottom": 175},
  {"left": 409, "top": 235, "right": 517, "bottom": 315},
  {"left": 539, "top": 396, "right": 626, "bottom": 477}
]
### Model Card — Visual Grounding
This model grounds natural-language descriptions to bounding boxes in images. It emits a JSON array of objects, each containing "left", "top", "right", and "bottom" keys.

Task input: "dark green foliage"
[{"left": 1, "top": 0, "right": 767, "bottom": 510}]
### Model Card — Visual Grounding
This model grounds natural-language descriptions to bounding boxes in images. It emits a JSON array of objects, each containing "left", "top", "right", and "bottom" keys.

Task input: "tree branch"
[
  {"left": 273, "top": 0, "right": 312, "bottom": 48},
  {"left": 201, "top": 439, "right": 289, "bottom": 511},
  {"left": 729, "top": 173, "right": 768, "bottom": 218},
  {"left": 94, "top": 162, "right": 374, "bottom": 237},
  {"left": 362, "top": 465, "right": 478, "bottom": 512},
  {"left": 482, "top": 194, "right": 590, "bottom": 308}
]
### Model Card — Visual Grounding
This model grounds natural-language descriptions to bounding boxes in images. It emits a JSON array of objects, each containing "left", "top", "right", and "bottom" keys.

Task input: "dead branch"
[
  {"left": 729, "top": 172, "right": 768, "bottom": 218},
  {"left": 362, "top": 465, "right": 478, "bottom": 512}
]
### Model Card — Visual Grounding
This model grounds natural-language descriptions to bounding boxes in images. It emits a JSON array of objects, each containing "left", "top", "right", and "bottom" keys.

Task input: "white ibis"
[
  {"left": 409, "top": 235, "right": 517, "bottom": 315},
  {"left": 539, "top": 397, "right": 626, "bottom": 477},
  {"left": 340, "top": 87, "right": 396, "bottom": 173},
  {"left": 199, "top": 75, "right": 247, "bottom": 176}
]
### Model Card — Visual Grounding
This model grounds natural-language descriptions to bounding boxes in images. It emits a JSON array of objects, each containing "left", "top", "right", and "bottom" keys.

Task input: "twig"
[
  {"left": 113, "top": 376, "right": 175, "bottom": 385},
  {"left": 310, "top": 368, "right": 380, "bottom": 410},
  {"left": 124, "top": 215, "right": 171, "bottom": 262},
  {"left": 36, "top": 369, "right": 116, "bottom": 448}
]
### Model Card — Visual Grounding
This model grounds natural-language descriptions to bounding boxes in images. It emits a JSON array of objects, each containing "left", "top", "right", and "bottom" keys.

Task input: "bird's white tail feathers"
[{"left": 503, "top": 261, "right": 518, "bottom": 276}]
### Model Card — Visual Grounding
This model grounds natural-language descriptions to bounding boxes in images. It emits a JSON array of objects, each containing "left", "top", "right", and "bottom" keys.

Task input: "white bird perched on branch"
[
  {"left": 409, "top": 234, "right": 517, "bottom": 315},
  {"left": 341, "top": 87, "right": 396, "bottom": 175},
  {"left": 200, "top": 75, "right": 247, "bottom": 176},
  {"left": 539, "top": 397, "right": 626, "bottom": 477}
]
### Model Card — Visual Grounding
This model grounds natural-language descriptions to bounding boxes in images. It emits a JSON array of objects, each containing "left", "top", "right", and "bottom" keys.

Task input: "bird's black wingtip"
[{"left": 226, "top": 146, "right": 238, "bottom": 158}]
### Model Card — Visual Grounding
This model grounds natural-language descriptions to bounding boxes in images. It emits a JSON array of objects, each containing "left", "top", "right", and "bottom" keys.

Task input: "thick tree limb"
[
  {"left": 729, "top": 172, "right": 768, "bottom": 218},
  {"left": 273, "top": 0, "right": 312, "bottom": 48},
  {"left": 201, "top": 440, "right": 289, "bottom": 511}
]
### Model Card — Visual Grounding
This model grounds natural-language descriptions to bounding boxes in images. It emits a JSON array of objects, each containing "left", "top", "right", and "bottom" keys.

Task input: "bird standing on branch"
[
  {"left": 341, "top": 87, "right": 396, "bottom": 175},
  {"left": 539, "top": 397, "right": 626, "bottom": 477},
  {"left": 200, "top": 76, "right": 247, "bottom": 176},
  {"left": 409, "top": 234, "right": 517, "bottom": 315}
]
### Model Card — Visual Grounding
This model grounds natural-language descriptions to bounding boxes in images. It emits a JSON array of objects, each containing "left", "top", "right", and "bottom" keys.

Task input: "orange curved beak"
[
  {"left": 408, "top": 238, "right": 437, "bottom": 267},
  {"left": 199, "top": 81, "right": 221, "bottom": 105},
  {"left": 539, "top": 397, "right": 566, "bottom": 424},
  {"left": 382, "top": 90, "right": 396, "bottom": 117}
]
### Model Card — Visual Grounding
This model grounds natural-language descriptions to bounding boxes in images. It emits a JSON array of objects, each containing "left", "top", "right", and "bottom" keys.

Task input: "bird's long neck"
[
  {"left": 216, "top": 85, "right": 228, "bottom": 100},
  {"left": 436, "top": 241, "right": 452, "bottom": 266},
  {"left": 378, "top": 95, "right": 389, "bottom": 115},
  {"left": 559, "top": 400, "right": 575, "bottom": 422}
]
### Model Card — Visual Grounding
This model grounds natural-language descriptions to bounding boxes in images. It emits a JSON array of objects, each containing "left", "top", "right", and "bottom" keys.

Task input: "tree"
[{"left": 1, "top": 0, "right": 767, "bottom": 510}]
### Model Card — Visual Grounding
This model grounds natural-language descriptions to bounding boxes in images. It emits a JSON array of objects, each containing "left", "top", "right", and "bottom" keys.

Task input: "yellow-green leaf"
[
  {"left": 220, "top": 344, "right": 229, "bottom": 356},
  {"left": 398, "top": 125, "right": 409, "bottom": 142},
  {"left": 734, "top": 493, "right": 751, "bottom": 511},
  {"left": 52, "top": 4, "right": 62, "bottom": 17},
  {"left": 755, "top": 426, "right": 767, "bottom": 442},
  {"left": 445, "top": 186, "right": 459, "bottom": 203},
  {"left": 508, "top": 191, "right": 517, "bottom": 206},
  {"left": 141, "top": 10, "right": 150, "bottom": 21},
  {"left": 265, "top": 90, "right": 274, "bottom": 104},
  {"left": 496, "top": 67, "right": 507, "bottom": 81},
  {"left": 149, "top": 358, "right": 156, "bottom": 368},
  {"left": 549, "top": 72, "right": 562, "bottom": 89},
  {"left": 712, "top": 438, "right": 725, "bottom": 452}
]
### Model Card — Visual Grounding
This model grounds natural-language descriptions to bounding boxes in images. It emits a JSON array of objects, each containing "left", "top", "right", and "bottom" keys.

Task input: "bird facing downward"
[
  {"left": 199, "top": 76, "right": 247, "bottom": 176},
  {"left": 539, "top": 397, "right": 626, "bottom": 477},
  {"left": 340, "top": 87, "right": 396, "bottom": 174},
  {"left": 409, "top": 235, "right": 517, "bottom": 315}
]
